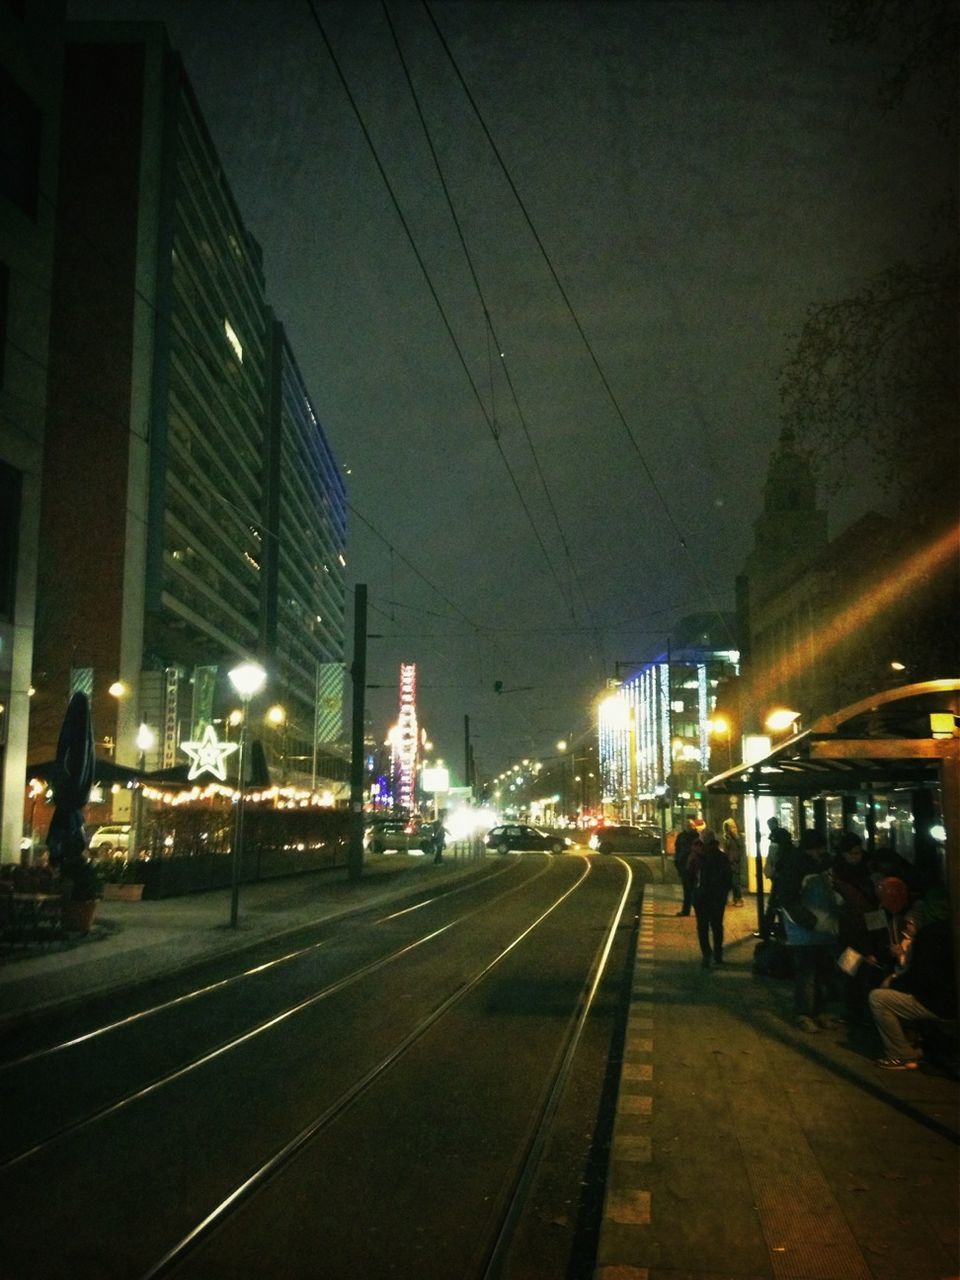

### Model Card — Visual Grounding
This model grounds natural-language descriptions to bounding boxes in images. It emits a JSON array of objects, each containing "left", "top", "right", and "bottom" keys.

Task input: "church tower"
[{"left": 743, "top": 426, "right": 828, "bottom": 605}]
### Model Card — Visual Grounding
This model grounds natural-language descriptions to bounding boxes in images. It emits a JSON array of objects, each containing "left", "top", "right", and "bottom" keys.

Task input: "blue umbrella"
[{"left": 46, "top": 691, "right": 96, "bottom": 868}]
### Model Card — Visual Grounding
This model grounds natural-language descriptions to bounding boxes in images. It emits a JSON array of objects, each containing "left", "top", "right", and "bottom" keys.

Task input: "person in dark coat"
[
  {"left": 869, "top": 889, "right": 956, "bottom": 1069},
  {"left": 778, "top": 828, "right": 841, "bottom": 1031},
  {"left": 688, "top": 828, "right": 732, "bottom": 968},
  {"left": 673, "top": 818, "right": 699, "bottom": 917},
  {"left": 832, "top": 831, "right": 885, "bottom": 1023},
  {"left": 431, "top": 818, "right": 447, "bottom": 863},
  {"left": 760, "top": 825, "right": 793, "bottom": 941}
]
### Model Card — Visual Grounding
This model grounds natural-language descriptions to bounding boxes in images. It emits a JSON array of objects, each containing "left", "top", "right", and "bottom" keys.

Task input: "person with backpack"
[
  {"left": 688, "top": 828, "right": 733, "bottom": 969},
  {"left": 673, "top": 817, "right": 699, "bottom": 916}
]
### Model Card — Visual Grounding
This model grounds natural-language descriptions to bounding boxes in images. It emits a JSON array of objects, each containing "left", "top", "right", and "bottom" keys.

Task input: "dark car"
[
  {"left": 589, "top": 824, "right": 661, "bottom": 855},
  {"left": 486, "top": 824, "right": 572, "bottom": 855}
]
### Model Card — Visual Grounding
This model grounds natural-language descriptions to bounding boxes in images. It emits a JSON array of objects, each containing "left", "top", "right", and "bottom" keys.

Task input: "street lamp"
[
  {"left": 709, "top": 716, "right": 733, "bottom": 771},
  {"left": 228, "top": 660, "right": 267, "bottom": 928},
  {"left": 765, "top": 708, "right": 801, "bottom": 734}
]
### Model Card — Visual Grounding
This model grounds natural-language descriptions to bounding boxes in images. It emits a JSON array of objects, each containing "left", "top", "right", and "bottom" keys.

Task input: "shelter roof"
[{"left": 705, "top": 680, "right": 960, "bottom": 797}]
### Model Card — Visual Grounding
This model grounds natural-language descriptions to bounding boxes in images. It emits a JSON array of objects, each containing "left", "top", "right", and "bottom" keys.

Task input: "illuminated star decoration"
[{"left": 180, "top": 724, "right": 239, "bottom": 782}]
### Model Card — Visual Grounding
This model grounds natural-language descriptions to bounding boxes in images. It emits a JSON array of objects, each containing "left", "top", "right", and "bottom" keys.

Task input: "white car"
[{"left": 88, "top": 824, "right": 131, "bottom": 856}]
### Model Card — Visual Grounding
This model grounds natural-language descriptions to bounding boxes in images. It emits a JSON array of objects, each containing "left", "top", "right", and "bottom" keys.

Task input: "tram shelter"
[{"left": 704, "top": 680, "right": 960, "bottom": 963}]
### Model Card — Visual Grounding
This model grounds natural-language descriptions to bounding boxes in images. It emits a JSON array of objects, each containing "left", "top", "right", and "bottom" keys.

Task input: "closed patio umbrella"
[{"left": 46, "top": 691, "right": 95, "bottom": 870}]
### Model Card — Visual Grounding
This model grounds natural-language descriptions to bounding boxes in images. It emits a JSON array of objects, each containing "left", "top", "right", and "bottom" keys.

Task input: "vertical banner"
[
  {"left": 396, "top": 662, "right": 418, "bottom": 812},
  {"left": 192, "top": 665, "right": 218, "bottom": 736},
  {"left": 70, "top": 667, "right": 94, "bottom": 698},
  {"left": 162, "top": 667, "right": 180, "bottom": 768},
  {"left": 315, "top": 662, "right": 345, "bottom": 744}
]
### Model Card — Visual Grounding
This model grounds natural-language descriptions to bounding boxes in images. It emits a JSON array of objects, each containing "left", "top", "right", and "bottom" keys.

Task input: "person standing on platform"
[
  {"left": 722, "top": 816, "right": 745, "bottom": 907},
  {"left": 673, "top": 817, "right": 699, "bottom": 917},
  {"left": 688, "top": 828, "right": 732, "bottom": 968}
]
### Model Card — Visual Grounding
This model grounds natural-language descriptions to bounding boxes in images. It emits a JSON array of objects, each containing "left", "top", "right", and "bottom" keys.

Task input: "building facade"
[
  {"left": 28, "top": 23, "right": 346, "bottom": 806},
  {"left": 0, "top": 0, "right": 65, "bottom": 861},
  {"left": 599, "top": 615, "right": 740, "bottom": 828}
]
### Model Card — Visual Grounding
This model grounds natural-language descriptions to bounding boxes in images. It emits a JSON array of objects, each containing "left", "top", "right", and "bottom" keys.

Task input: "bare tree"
[{"left": 779, "top": 254, "right": 959, "bottom": 508}]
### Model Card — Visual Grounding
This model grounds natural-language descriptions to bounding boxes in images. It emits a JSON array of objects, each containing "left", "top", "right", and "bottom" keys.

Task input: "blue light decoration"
[{"left": 698, "top": 663, "right": 710, "bottom": 769}]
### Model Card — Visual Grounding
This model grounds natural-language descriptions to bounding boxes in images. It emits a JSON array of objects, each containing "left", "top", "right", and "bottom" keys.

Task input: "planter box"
[
  {"left": 102, "top": 882, "right": 145, "bottom": 902},
  {"left": 62, "top": 899, "right": 98, "bottom": 933}
]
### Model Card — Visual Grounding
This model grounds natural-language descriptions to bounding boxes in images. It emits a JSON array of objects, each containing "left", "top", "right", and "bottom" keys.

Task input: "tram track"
[
  {"left": 0, "top": 857, "right": 522, "bottom": 1075},
  {"left": 0, "top": 854, "right": 555, "bottom": 1168},
  {"left": 1, "top": 854, "right": 635, "bottom": 1280},
  {"left": 143, "top": 856, "right": 633, "bottom": 1280}
]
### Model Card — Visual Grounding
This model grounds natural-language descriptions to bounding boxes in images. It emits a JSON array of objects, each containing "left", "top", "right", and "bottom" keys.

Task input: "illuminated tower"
[{"left": 396, "top": 663, "right": 418, "bottom": 812}]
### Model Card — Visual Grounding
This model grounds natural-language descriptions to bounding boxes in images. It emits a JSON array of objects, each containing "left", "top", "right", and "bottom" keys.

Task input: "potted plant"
[
  {"left": 60, "top": 854, "right": 103, "bottom": 932},
  {"left": 101, "top": 857, "right": 147, "bottom": 902}
]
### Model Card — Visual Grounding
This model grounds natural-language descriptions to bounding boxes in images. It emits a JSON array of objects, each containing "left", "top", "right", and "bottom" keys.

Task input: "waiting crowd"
[{"left": 672, "top": 816, "right": 957, "bottom": 1072}]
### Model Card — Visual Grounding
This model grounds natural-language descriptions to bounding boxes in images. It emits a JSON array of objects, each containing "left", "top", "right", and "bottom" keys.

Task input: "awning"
[{"left": 705, "top": 679, "right": 960, "bottom": 798}]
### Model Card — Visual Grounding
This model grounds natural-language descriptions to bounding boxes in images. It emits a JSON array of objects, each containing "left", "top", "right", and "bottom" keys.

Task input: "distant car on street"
[
  {"left": 364, "top": 819, "right": 430, "bottom": 854},
  {"left": 88, "top": 823, "right": 131, "bottom": 856},
  {"left": 486, "top": 824, "right": 572, "bottom": 855},
  {"left": 589, "top": 824, "right": 661, "bottom": 855}
]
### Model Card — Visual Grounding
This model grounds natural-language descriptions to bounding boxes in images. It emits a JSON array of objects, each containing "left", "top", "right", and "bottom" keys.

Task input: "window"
[{"left": 0, "top": 67, "right": 42, "bottom": 218}]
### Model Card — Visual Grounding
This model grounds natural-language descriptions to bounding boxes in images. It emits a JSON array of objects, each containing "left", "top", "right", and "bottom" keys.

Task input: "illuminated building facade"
[
  {"left": 28, "top": 23, "right": 346, "bottom": 801},
  {"left": 599, "top": 619, "right": 739, "bottom": 825}
]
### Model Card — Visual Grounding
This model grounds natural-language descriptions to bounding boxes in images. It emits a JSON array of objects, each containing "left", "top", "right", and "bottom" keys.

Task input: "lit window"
[{"left": 224, "top": 318, "right": 243, "bottom": 362}]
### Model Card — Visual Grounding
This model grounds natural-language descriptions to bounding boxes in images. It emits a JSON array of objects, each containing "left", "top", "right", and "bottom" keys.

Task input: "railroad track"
[{"left": 0, "top": 854, "right": 636, "bottom": 1280}]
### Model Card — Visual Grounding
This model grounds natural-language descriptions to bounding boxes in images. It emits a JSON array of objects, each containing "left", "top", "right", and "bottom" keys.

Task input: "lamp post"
[
  {"left": 556, "top": 740, "right": 569, "bottom": 817},
  {"left": 131, "top": 723, "right": 155, "bottom": 859},
  {"left": 228, "top": 660, "right": 267, "bottom": 928},
  {"left": 709, "top": 716, "right": 734, "bottom": 772}
]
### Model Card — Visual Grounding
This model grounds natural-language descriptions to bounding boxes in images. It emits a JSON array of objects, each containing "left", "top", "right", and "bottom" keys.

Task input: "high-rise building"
[
  {"left": 29, "top": 22, "right": 346, "bottom": 800},
  {"left": 0, "top": 1, "right": 66, "bottom": 860}
]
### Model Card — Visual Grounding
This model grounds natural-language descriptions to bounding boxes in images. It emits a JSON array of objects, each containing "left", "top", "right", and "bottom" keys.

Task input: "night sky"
[{"left": 68, "top": 0, "right": 956, "bottom": 780}]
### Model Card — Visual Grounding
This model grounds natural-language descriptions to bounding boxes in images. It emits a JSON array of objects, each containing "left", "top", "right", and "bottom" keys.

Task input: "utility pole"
[
  {"left": 348, "top": 584, "right": 367, "bottom": 881},
  {"left": 464, "top": 714, "right": 471, "bottom": 797}
]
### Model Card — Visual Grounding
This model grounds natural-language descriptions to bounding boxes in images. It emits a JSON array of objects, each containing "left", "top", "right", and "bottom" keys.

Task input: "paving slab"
[{"left": 596, "top": 884, "right": 959, "bottom": 1280}]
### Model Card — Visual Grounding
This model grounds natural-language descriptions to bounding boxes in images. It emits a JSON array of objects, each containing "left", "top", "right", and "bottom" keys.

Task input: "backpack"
[{"left": 697, "top": 848, "right": 732, "bottom": 898}]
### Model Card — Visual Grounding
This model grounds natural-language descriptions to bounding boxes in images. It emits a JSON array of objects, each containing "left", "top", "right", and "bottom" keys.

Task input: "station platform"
[{"left": 596, "top": 882, "right": 959, "bottom": 1280}]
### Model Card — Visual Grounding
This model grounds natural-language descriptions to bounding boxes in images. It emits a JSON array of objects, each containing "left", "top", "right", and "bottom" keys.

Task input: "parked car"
[
  {"left": 589, "top": 824, "right": 661, "bottom": 855},
  {"left": 87, "top": 823, "right": 132, "bottom": 856},
  {"left": 364, "top": 819, "right": 430, "bottom": 854},
  {"left": 486, "top": 824, "right": 571, "bottom": 855}
]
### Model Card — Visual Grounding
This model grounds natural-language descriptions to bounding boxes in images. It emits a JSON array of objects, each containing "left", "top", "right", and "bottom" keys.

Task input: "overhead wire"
[
  {"left": 305, "top": 0, "right": 575, "bottom": 620},
  {"left": 381, "top": 0, "right": 596, "bottom": 632},
  {"left": 421, "top": 0, "right": 737, "bottom": 648}
]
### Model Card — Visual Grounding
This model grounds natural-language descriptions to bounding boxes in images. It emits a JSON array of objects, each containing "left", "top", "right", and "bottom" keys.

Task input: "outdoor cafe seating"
[{"left": 0, "top": 866, "right": 63, "bottom": 944}]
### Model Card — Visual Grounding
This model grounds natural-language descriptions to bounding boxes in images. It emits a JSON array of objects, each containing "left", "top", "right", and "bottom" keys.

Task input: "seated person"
[{"left": 868, "top": 888, "right": 956, "bottom": 1070}]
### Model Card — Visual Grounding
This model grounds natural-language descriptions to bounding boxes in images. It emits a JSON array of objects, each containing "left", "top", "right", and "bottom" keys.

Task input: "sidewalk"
[
  {"left": 596, "top": 883, "right": 960, "bottom": 1280},
  {"left": 0, "top": 850, "right": 488, "bottom": 1031}
]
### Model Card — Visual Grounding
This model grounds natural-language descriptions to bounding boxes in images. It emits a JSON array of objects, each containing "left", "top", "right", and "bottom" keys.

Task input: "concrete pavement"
[{"left": 595, "top": 882, "right": 959, "bottom": 1280}]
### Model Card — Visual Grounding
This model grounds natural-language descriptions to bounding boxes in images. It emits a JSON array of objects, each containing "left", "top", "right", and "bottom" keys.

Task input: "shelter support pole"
[
  {"left": 753, "top": 789, "right": 765, "bottom": 937},
  {"left": 347, "top": 584, "right": 367, "bottom": 882},
  {"left": 939, "top": 739, "right": 960, "bottom": 982}
]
